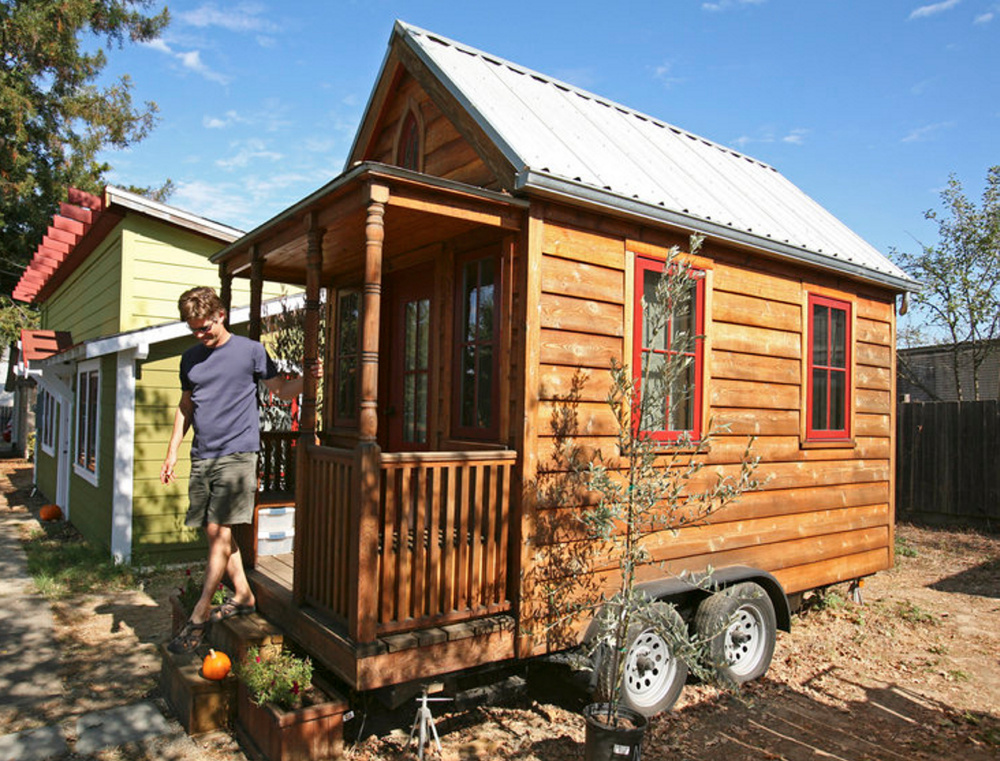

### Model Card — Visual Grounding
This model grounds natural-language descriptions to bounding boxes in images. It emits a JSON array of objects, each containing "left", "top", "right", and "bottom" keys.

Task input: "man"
[{"left": 161, "top": 286, "right": 306, "bottom": 654}]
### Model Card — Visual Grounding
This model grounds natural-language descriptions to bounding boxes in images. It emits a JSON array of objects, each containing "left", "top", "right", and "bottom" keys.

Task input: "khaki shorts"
[{"left": 185, "top": 452, "right": 258, "bottom": 527}]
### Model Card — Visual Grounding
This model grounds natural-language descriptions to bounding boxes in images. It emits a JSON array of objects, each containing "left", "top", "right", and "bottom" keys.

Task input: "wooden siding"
[
  {"left": 41, "top": 233, "right": 122, "bottom": 342},
  {"left": 130, "top": 339, "right": 205, "bottom": 561},
  {"left": 362, "top": 71, "right": 497, "bottom": 190},
  {"left": 123, "top": 216, "right": 289, "bottom": 332},
  {"left": 524, "top": 210, "right": 896, "bottom": 652},
  {"left": 32, "top": 425, "right": 60, "bottom": 506}
]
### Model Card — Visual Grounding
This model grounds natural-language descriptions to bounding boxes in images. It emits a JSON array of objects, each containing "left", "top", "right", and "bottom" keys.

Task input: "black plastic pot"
[{"left": 583, "top": 703, "right": 647, "bottom": 761}]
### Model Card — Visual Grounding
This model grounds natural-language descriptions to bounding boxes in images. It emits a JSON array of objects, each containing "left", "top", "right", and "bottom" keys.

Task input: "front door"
[{"left": 383, "top": 266, "right": 434, "bottom": 452}]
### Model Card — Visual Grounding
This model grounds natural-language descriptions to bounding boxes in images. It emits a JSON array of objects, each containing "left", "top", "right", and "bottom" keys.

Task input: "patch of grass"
[
  {"left": 22, "top": 523, "right": 145, "bottom": 599},
  {"left": 894, "top": 600, "right": 938, "bottom": 626},
  {"left": 895, "top": 535, "right": 919, "bottom": 559},
  {"left": 947, "top": 669, "right": 970, "bottom": 682},
  {"left": 805, "top": 588, "right": 849, "bottom": 612},
  {"left": 979, "top": 726, "right": 1000, "bottom": 747}
]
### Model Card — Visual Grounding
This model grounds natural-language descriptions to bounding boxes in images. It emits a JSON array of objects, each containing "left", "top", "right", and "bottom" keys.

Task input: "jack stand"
[
  {"left": 849, "top": 578, "right": 864, "bottom": 605},
  {"left": 407, "top": 686, "right": 451, "bottom": 760}
]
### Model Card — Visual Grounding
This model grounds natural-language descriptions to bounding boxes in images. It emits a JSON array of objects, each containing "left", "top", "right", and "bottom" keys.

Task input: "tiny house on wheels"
[{"left": 213, "top": 21, "right": 916, "bottom": 713}]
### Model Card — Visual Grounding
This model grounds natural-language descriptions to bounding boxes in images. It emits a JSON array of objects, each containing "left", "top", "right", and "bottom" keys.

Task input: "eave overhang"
[{"left": 516, "top": 169, "right": 919, "bottom": 294}]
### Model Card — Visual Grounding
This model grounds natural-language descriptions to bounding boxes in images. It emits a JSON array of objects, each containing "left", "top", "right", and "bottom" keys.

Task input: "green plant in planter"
[
  {"left": 236, "top": 646, "right": 314, "bottom": 710},
  {"left": 578, "top": 235, "right": 762, "bottom": 725},
  {"left": 176, "top": 568, "right": 227, "bottom": 617}
]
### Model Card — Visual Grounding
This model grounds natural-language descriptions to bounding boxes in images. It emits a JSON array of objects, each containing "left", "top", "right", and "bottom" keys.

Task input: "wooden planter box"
[
  {"left": 160, "top": 645, "right": 236, "bottom": 736},
  {"left": 236, "top": 679, "right": 347, "bottom": 761}
]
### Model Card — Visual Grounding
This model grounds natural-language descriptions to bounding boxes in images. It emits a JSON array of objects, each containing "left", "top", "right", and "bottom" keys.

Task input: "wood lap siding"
[
  {"left": 529, "top": 216, "right": 895, "bottom": 635},
  {"left": 367, "top": 73, "right": 496, "bottom": 189}
]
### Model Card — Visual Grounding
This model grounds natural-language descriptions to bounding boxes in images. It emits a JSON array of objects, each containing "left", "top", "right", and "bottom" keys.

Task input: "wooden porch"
[
  {"left": 215, "top": 164, "right": 529, "bottom": 692},
  {"left": 248, "top": 443, "right": 518, "bottom": 690}
]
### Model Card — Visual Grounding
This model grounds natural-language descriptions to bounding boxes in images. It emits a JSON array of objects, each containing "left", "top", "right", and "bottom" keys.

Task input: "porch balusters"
[{"left": 292, "top": 217, "right": 324, "bottom": 604}]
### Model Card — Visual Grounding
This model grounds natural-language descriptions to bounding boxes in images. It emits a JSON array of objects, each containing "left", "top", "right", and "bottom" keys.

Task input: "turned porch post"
[
  {"left": 349, "top": 183, "right": 388, "bottom": 643},
  {"left": 300, "top": 216, "right": 323, "bottom": 433},
  {"left": 292, "top": 216, "right": 324, "bottom": 604},
  {"left": 249, "top": 244, "right": 264, "bottom": 342}
]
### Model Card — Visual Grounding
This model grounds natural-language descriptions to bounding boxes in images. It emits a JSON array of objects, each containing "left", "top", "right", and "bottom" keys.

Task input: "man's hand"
[{"left": 161, "top": 454, "right": 177, "bottom": 484}]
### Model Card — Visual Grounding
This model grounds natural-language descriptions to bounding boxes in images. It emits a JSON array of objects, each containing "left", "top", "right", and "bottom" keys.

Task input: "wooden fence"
[{"left": 896, "top": 401, "right": 1000, "bottom": 529}]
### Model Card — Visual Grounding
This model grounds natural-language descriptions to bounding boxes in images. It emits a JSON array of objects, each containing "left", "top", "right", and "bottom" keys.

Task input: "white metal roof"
[{"left": 394, "top": 22, "right": 914, "bottom": 291}]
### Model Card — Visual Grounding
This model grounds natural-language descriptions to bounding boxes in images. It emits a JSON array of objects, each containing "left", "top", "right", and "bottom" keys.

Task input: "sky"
[{"left": 95, "top": 0, "right": 998, "bottom": 273}]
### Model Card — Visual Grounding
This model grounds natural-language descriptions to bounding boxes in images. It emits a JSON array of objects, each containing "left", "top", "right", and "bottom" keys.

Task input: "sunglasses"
[{"left": 189, "top": 319, "right": 218, "bottom": 336}]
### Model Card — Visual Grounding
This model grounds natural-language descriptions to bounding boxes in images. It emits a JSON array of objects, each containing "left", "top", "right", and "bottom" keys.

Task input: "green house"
[{"left": 13, "top": 186, "right": 293, "bottom": 563}]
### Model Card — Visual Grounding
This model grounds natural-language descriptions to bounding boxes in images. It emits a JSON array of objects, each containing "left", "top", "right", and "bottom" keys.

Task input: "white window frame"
[
  {"left": 39, "top": 389, "right": 57, "bottom": 456},
  {"left": 74, "top": 359, "right": 101, "bottom": 486}
]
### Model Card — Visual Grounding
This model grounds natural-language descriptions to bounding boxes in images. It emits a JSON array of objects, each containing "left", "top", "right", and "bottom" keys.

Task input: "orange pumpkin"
[
  {"left": 202, "top": 649, "right": 232, "bottom": 681},
  {"left": 39, "top": 504, "right": 62, "bottom": 521}
]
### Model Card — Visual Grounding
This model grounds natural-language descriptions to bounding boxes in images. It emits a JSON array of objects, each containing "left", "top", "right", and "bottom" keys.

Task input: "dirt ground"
[{"left": 3, "top": 458, "right": 999, "bottom": 760}]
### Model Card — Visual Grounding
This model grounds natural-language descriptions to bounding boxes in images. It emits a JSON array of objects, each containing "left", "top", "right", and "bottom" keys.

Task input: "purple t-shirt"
[{"left": 180, "top": 334, "right": 278, "bottom": 460}]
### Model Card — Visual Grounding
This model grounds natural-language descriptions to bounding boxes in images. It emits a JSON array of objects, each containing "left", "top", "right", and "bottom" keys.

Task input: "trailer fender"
[{"left": 582, "top": 566, "right": 791, "bottom": 643}]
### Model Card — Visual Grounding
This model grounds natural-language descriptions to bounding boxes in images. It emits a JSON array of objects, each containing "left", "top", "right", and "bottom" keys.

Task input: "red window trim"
[
  {"left": 452, "top": 250, "right": 501, "bottom": 442},
  {"left": 806, "top": 293, "right": 852, "bottom": 441},
  {"left": 632, "top": 255, "right": 705, "bottom": 443}
]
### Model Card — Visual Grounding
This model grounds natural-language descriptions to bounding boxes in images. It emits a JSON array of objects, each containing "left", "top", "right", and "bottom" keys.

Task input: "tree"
[
  {"left": 0, "top": 0, "right": 169, "bottom": 298},
  {"left": 894, "top": 167, "right": 1000, "bottom": 401}
]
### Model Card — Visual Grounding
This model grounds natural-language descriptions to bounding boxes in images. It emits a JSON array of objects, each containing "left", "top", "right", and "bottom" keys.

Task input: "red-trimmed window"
[
  {"left": 807, "top": 294, "right": 852, "bottom": 440},
  {"left": 633, "top": 256, "right": 705, "bottom": 442},
  {"left": 453, "top": 252, "right": 500, "bottom": 441}
]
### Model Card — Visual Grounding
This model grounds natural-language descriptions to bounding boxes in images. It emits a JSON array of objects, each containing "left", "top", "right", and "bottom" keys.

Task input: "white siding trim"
[
  {"left": 111, "top": 348, "right": 144, "bottom": 563},
  {"left": 73, "top": 358, "right": 101, "bottom": 487}
]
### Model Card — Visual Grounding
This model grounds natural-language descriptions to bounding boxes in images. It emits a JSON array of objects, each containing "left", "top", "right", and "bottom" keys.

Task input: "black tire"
[
  {"left": 618, "top": 602, "right": 689, "bottom": 716},
  {"left": 694, "top": 581, "right": 776, "bottom": 685}
]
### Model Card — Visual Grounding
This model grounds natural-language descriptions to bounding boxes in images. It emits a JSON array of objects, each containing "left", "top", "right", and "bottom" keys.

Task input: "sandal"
[
  {"left": 168, "top": 619, "right": 210, "bottom": 654},
  {"left": 209, "top": 601, "right": 256, "bottom": 622}
]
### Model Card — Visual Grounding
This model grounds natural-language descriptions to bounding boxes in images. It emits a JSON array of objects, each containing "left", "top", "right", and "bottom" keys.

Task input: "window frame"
[
  {"left": 452, "top": 250, "right": 501, "bottom": 442},
  {"left": 632, "top": 255, "right": 706, "bottom": 444},
  {"left": 331, "top": 288, "right": 361, "bottom": 429},
  {"left": 394, "top": 105, "right": 423, "bottom": 172},
  {"left": 39, "top": 389, "right": 56, "bottom": 456},
  {"left": 74, "top": 359, "right": 101, "bottom": 485},
  {"left": 805, "top": 293, "right": 853, "bottom": 442}
]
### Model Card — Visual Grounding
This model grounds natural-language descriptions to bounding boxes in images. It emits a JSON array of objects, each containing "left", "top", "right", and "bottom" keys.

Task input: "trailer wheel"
[
  {"left": 618, "top": 602, "right": 688, "bottom": 716},
  {"left": 695, "top": 582, "right": 776, "bottom": 685}
]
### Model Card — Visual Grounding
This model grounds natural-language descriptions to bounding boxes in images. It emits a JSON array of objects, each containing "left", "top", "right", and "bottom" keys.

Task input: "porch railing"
[
  {"left": 376, "top": 450, "right": 516, "bottom": 635},
  {"left": 294, "top": 444, "right": 516, "bottom": 641},
  {"left": 296, "top": 445, "right": 356, "bottom": 623}
]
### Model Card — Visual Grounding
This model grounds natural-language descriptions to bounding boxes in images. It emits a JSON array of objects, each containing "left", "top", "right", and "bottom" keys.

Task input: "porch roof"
[{"left": 211, "top": 163, "right": 527, "bottom": 282}]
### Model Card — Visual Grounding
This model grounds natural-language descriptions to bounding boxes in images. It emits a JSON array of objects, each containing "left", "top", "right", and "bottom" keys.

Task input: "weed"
[
  {"left": 895, "top": 535, "right": 919, "bottom": 559},
  {"left": 928, "top": 643, "right": 949, "bottom": 655},
  {"left": 947, "top": 669, "right": 970, "bottom": 682},
  {"left": 894, "top": 600, "right": 938, "bottom": 626},
  {"left": 807, "top": 588, "right": 848, "bottom": 612}
]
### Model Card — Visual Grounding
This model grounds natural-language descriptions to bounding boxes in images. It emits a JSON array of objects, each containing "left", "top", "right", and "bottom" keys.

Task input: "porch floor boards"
[{"left": 247, "top": 555, "right": 517, "bottom": 692}]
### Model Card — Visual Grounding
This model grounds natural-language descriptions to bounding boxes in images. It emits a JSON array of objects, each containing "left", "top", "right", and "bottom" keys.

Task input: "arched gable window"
[{"left": 396, "top": 109, "right": 422, "bottom": 171}]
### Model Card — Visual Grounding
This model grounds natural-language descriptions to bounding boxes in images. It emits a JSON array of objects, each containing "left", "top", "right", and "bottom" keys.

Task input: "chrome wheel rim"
[
  {"left": 724, "top": 604, "right": 766, "bottom": 677},
  {"left": 623, "top": 629, "right": 679, "bottom": 710}
]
